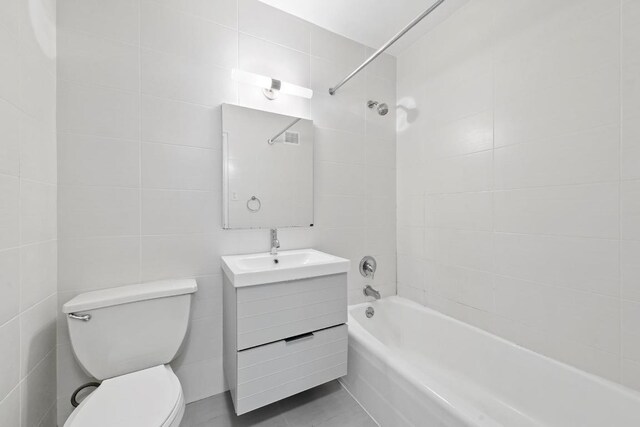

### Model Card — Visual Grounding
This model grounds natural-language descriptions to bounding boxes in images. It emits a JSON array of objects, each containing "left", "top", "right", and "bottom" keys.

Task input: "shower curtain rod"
[{"left": 328, "top": 0, "right": 446, "bottom": 95}]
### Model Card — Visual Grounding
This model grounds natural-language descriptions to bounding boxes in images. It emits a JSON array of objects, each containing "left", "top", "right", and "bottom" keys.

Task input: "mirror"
[{"left": 221, "top": 104, "right": 314, "bottom": 229}]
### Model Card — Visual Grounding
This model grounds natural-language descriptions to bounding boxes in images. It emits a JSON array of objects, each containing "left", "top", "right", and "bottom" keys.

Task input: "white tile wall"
[
  {"left": 0, "top": 0, "right": 57, "bottom": 425},
  {"left": 622, "top": 3, "right": 640, "bottom": 378},
  {"left": 397, "top": 0, "right": 640, "bottom": 390},
  {"left": 0, "top": 250, "right": 20, "bottom": 325},
  {"left": 55, "top": 0, "right": 396, "bottom": 423}
]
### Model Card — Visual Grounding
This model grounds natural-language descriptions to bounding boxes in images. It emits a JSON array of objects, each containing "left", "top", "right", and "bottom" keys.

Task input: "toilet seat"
[{"left": 64, "top": 365, "right": 184, "bottom": 427}]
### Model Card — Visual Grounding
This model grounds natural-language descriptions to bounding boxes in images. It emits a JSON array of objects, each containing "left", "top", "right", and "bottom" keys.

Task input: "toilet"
[{"left": 62, "top": 279, "right": 198, "bottom": 427}]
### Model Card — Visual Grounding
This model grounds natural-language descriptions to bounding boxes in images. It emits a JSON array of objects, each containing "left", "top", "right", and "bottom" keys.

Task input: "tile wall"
[
  {"left": 396, "top": 0, "right": 640, "bottom": 390},
  {"left": 55, "top": 0, "right": 396, "bottom": 423},
  {"left": 0, "top": 0, "right": 58, "bottom": 426}
]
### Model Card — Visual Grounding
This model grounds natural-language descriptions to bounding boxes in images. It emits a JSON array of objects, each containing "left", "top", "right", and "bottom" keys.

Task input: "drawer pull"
[
  {"left": 68, "top": 313, "right": 91, "bottom": 321},
  {"left": 285, "top": 332, "right": 314, "bottom": 343}
]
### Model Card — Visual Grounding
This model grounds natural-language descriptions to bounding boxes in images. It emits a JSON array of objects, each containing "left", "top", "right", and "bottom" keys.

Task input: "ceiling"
[{"left": 258, "top": 0, "right": 469, "bottom": 56}]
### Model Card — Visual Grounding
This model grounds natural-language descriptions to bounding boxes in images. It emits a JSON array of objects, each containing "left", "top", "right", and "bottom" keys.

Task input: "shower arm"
[
  {"left": 268, "top": 117, "right": 302, "bottom": 144},
  {"left": 328, "top": 0, "right": 446, "bottom": 96}
]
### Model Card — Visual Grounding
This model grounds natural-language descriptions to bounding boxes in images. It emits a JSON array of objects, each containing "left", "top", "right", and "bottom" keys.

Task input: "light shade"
[
  {"left": 280, "top": 81, "right": 313, "bottom": 99},
  {"left": 231, "top": 69, "right": 271, "bottom": 88},
  {"left": 231, "top": 68, "right": 313, "bottom": 100}
]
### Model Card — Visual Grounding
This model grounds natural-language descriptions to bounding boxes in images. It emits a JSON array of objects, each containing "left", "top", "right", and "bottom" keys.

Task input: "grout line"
[
  {"left": 138, "top": 0, "right": 143, "bottom": 287},
  {"left": 419, "top": 226, "right": 622, "bottom": 243},
  {"left": 0, "top": 381, "right": 20, "bottom": 407},
  {"left": 22, "top": 346, "right": 56, "bottom": 389},
  {"left": 138, "top": 43, "right": 236, "bottom": 70},
  {"left": 137, "top": 139, "right": 220, "bottom": 150},
  {"left": 56, "top": 24, "right": 141, "bottom": 49},
  {"left": 0, "top": 244, "right": 20, "bottom": 253},
  {"left": 17, "top": 43, "right": 24, "bottom": 419},
  {"left": 19, "top": 291, "right": 57, "bottom": 319},
  {"left": 56, "top": 129, "right": 139, "bottom": 142},
  {"left": 0, "top": 169, "right": 20, "bottom": 179},
  {"left": 16, "top": 177, "right": 57, "bottom": 187},
  {"left": 144, "top": 0, "right": 240, "bottom": 33},
  {"left": 235, "top": 0, "right": 240, "bottom": 105},
  {"left": 34, "top": 399, "right": 57, "bottom": 427},
  {"left": 0, "top": 313, "right": 19, "bottom": 332},
  {"left": 237, "top": 30, "right": 311, "bottom": 58},
  {"left": 422, "top": 178, "right": 625, "bottom": 196},
  {"left": 337, "top": 380, "right": 380, "bottom": 426},
  {"left": 618, "top": 0, "right": 624, "bottom": 381},
  {"left": 490, "top": 6, "right": 497, "bottom": 319},
  {"left": 59, "top": 184, "right": 219, "bottom": 194},
  {"left": 57, "top": 77, "right": 141, "bottom": 96},
  {"left": 403, "top": 251, "right": 622, "bottom": 301}
]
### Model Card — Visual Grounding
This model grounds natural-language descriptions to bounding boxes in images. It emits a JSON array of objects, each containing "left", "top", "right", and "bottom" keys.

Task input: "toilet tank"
[{"left": 63, "top": 279, "right": 197, "bottom": 380}]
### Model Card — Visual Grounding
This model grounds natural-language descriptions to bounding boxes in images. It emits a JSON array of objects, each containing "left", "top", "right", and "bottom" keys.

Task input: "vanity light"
[{"left": 231, "top": 68, "right": 313, "bottom": 100}]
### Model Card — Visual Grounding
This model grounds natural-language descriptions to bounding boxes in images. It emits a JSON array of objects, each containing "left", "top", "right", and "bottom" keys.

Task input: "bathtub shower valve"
[{"left": 359, "top": 256, "right": 377, "bottom": 279}]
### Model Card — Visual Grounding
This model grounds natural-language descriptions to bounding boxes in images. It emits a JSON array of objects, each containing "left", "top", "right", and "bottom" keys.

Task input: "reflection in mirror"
[{"left": 222, "top": 104, "right": 314, "bottom": 229}]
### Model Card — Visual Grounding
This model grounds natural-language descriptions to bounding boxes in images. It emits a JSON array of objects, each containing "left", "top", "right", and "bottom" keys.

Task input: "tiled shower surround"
[
  {"left": 55, "top": 0, "right": 395, "bottom": 423},
  {"left": 397, "top": 0, "right": 640, "bottom": 391}
]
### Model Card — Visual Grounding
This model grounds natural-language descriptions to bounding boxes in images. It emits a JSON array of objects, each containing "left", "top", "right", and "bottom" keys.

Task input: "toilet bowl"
[
  {"left": 64, "top": 365, "right": 184, "bottom": 427},
  {"left": 62, "top": 279, "right": 197, "bottom": 427}
]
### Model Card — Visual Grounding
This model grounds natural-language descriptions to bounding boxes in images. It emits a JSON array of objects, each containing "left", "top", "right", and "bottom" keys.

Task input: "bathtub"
[{"left": 340, "top": 296, "right": 640, "bottom": 426}]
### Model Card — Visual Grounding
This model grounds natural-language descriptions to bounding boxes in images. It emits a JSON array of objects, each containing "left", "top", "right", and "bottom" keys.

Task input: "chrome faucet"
[
  {"left": 363, "top": 262, "right": 375, "bottom": 279},
  {"left": 360, "top": 256, "right": 376, "bottom": 280},
  {"left": 363, "top": 285, "right": 381, "bottom": 300},
  {"left": 270, "top": 228, "right": 280, "bottom": 256}
]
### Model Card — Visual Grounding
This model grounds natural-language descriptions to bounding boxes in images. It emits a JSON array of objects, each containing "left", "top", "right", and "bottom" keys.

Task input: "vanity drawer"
[
  {"left": 235, "top": 324, "right": 347, "bottom": 414},
  {"left": 236, "top": 273, "right": 347, "bottom": 350}
]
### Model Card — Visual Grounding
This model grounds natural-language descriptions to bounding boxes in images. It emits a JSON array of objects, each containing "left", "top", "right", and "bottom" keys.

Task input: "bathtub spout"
[{"left": 363, "top": 285, "right": 381, "bottom": 300}]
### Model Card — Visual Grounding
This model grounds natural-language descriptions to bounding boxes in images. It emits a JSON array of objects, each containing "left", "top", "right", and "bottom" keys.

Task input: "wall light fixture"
[{"left": 231, "top": 69, "right": 313, "bottom": 100}]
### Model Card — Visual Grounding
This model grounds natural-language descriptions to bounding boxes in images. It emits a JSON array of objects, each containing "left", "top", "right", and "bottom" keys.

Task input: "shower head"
[{"left": 367, "top": 100, "right": 389, "bottom": 116}]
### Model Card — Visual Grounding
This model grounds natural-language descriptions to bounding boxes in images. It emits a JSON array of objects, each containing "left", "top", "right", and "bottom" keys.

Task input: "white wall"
[
  {"left": 55, "top": 0, "right": 396, "bottom": 422},
  {"left": 0, "top": 0, "right": 58, "bottom": 426},
  {"left": 397, "top": 0, "right": 640, "bottom": 390}
]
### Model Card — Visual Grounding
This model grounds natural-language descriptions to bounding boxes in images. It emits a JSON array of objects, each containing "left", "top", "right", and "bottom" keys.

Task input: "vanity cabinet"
[
  {"left": 234, "top": 274, "right": 347, "bottom": 350},
  {"left": 221, "top": 250, "right": 349, "bottom": 415}
]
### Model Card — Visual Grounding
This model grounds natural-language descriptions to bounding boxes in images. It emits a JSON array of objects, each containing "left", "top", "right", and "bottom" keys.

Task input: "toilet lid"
[{"left": 65, "top": 365, "right": 183, "bottom": 427}]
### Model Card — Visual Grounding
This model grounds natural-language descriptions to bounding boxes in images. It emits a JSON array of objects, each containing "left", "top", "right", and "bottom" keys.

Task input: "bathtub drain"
[{"left": 366, "top": 307, "right": 374, "bottom": 318}]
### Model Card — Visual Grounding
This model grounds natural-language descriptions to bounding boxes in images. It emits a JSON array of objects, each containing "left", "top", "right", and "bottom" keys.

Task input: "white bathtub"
[{"left": 341, "top": 296, "right": 640, "bottom": 427}]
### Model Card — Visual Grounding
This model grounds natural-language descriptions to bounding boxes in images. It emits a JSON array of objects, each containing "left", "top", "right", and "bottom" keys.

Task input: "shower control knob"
[
  {"left": 367, "top": 100, "right": 389, "bottom": 116},
  {"left": 359, "top": 256, "right": 377, "bottom": 279}
]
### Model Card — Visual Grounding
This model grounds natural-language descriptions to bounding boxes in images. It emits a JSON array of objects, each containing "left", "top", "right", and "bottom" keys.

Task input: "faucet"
[
  {"left": 360, "top": 256, "right": 376, "bottom": 280},
  {"left": 363, "top": 262, "right": 375, "bottom": 279},
  {"left": 363, "top": 285, "right": 381, "bottom": 300},
  {"left": 270, "top": 228, "right": 280, "bottom": 256}
]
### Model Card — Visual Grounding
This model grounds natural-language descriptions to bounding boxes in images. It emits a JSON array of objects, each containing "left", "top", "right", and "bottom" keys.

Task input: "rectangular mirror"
[{"left": 222, "top": 104, "right": 314, "bottom": 229}]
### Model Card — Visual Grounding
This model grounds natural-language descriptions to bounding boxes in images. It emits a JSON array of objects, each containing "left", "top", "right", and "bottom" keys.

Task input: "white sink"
[{"left": 221, "top": 249, "right": 350, "bottom": 287}]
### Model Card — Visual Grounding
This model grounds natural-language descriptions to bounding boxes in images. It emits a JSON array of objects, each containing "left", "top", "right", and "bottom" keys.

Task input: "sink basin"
[{"left": 221, "top": 249, "right": 350, "bottom": 287}]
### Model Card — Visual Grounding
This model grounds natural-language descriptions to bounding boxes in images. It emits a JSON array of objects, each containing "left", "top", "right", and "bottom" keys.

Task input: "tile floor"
[{"left": 180, "top": 381, "right": 376, "bottom": 426}]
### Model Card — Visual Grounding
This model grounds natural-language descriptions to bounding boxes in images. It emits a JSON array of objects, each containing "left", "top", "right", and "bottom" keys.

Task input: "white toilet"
[{"left": 62, "top": 279, "right": 198, "bottom": 427}]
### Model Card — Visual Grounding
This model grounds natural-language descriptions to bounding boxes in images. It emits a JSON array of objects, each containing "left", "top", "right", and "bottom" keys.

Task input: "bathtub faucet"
[{"left": 363, "top": 285, "right": 381, "bottom": 300}]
